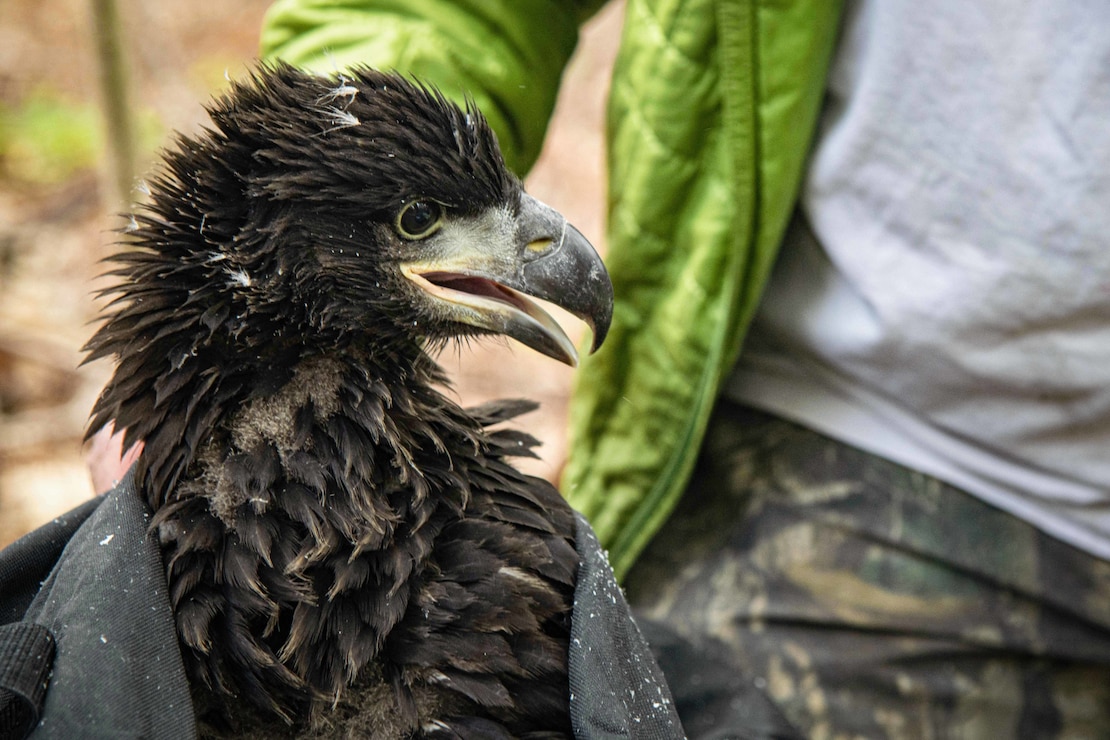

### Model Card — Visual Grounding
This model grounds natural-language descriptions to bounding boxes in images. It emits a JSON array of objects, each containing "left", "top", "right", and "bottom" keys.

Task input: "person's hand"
[{"left": 85, "top": 423, "right": 143, "bottom": 494}]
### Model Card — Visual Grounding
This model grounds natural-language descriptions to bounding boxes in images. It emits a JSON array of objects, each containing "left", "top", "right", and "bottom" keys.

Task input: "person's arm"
[{"left": 260, "top": 0, "right": 606, "bottom": 175}]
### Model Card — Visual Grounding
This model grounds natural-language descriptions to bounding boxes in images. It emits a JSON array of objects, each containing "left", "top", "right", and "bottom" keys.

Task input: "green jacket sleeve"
[
  {"left": 259, "top": 0, "right": 605, "bottom": 175},
  {"left": 563, "top": 0, "right": 844, "bottom": 578}
]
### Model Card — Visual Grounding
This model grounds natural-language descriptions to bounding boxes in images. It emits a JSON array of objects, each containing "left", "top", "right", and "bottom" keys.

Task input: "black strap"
[{"left": 0, "top": 623, "right": 55, "bottom": 740}]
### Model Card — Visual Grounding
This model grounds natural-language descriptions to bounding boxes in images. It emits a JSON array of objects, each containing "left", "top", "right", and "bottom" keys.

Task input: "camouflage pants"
[{"left": 626, "top": 401, "right": 1110, "bottom": 740}]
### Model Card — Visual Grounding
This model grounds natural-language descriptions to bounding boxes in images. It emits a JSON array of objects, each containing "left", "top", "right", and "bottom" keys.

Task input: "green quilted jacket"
[{"left": 261, "top": 0, "right": 844, "bottom": 578}]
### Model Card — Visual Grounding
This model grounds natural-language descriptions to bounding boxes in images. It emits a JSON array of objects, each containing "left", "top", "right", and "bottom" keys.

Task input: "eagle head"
[{"left": 92, "top": 63, "right": 611, "bottom": 374}]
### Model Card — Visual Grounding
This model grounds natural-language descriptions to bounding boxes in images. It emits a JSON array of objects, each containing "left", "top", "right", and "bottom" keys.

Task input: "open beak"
[{"left": 401, "top": 194, "right": 613, "bottom": 366}]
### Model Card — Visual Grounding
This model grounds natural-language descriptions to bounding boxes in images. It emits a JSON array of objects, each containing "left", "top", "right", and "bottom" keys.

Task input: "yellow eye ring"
[{"left": 396, "top": 200, "right": 443, "bottom": 239}]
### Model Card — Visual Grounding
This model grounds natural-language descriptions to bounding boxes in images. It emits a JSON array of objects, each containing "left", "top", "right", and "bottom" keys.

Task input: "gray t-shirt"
[{"left": 728, "top": 0, "right": 1110, "bottom": 558}]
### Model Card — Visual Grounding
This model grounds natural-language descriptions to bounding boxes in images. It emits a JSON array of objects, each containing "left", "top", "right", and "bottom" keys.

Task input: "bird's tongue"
[
  {"left": 411, "top": 269, "right": 579, "bottom": 365},
  {"left": 422, "top": 273, "right": 529, "bottom": 312}
]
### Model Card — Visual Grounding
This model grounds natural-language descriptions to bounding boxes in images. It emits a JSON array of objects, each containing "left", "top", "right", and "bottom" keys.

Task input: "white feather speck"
[
  {"left": 317, "top": 107, "right": 360, "bottom": 134},
  {"left": 317, "top": 83, "right": 358, "bottom": 105}
]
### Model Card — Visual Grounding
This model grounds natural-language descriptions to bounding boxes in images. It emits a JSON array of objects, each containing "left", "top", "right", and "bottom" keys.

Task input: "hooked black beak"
[{"left": 401, "top": 193, "right": 613, "bottom": 366}]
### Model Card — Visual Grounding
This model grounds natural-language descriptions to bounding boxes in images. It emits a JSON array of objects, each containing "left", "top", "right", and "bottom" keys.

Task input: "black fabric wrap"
[
  {"left": 0, "top": 497, "right": 101, "bottom": 626},
  {"left": 0, "top": 480, "right": 686, "bottom": 738},
  {"left": 569, "top": 513, "right": 685, "bottom": 739},
  {"left": 0, "top": 471, "right": 194, "bottom": 740}
]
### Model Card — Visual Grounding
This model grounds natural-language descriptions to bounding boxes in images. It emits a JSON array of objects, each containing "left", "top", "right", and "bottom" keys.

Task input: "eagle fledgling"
[{"left": 84, "top": 63, "right": 613, "bottom": 738}]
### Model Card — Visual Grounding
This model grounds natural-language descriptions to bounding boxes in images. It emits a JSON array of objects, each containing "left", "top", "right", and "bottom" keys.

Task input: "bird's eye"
[{"left": 396, "top": 200, "right": 443, "bottom": 239}]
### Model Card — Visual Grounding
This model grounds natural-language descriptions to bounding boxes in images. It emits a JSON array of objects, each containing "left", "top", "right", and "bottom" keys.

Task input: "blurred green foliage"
[
  {"left": 0, "top": 86, "right": 167, "bottom": 188},
  {"left": 0, "top": 88, "right": 102, "bottom": 185},
  {"left": 0, "top": 55, "right": 255, "bottom": 191}
]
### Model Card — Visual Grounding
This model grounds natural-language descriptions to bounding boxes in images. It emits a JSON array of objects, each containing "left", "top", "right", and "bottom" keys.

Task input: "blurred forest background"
[{"left": 0, "top": 0, "right": 622, "bottom": 547}]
